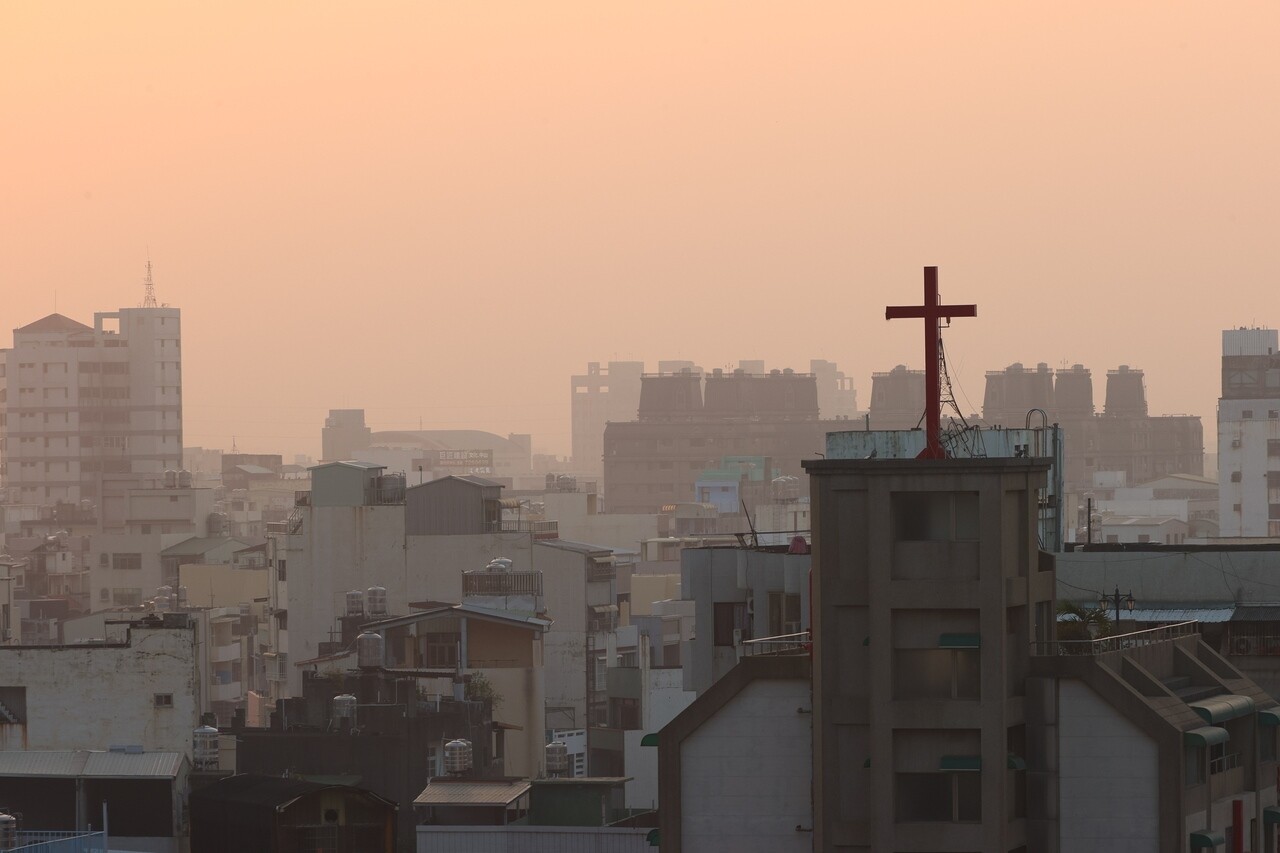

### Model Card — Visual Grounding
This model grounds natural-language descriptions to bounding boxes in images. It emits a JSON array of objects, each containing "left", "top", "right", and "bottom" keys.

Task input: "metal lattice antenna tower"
[{"left": 142, "top": 258, "right": 158, "bottom": 308}]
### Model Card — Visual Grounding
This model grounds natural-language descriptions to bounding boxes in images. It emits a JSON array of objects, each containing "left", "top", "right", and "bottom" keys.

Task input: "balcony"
[
  {"left": 211, "top": 641, "right": 240, "bottom": 663},
  {"left": 587, "top": 560, "right": 616, "bottom": 582},
  {"left": 463, "top": 570, "right": 543, "bottom": 597},
  {"left": 208, "top": 680, "right": 242, "bottom": 703},
  {"left": 264, "top": 653, "right": 289, "bottom": 682},
  {"left": 486, "top": 520, "right": 559, "bottom": 539}
]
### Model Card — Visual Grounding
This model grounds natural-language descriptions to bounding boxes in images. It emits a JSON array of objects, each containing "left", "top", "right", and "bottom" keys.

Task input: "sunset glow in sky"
[{"left": 4, "top": 2, "right": 1278, "bottom": 457}]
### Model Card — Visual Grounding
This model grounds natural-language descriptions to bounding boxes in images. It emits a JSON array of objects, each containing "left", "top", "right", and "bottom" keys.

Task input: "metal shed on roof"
[{"left": 414, "top": 780, "right": 531, "bottom": 807}]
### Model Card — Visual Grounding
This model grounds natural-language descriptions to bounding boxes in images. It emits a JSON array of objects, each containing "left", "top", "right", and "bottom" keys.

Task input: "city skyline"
[{"left": 4, "top": 2, "right": 1278, "bottom": 458}]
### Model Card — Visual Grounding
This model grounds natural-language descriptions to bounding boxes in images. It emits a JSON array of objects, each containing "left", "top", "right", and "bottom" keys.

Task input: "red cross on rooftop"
[{"left": 885, "top": 267, "right": 977, "bottom": 459}]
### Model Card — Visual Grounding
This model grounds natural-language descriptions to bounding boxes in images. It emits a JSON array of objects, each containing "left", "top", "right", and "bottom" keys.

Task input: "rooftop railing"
[
  {"left": 740, "top": 631, "right": 811, "bottom": 657},
  {"left": 486, "top": 520, "right": 559, "bottom": 538},
  {"left": 11, "top": 831, "right": 108, "bottom": 852},
  {"left": 1031, "top": 620, "right": 1199, "bottom": 656},
  {"left": 462, "top": 570, "right": 543, "bottom": 597}
]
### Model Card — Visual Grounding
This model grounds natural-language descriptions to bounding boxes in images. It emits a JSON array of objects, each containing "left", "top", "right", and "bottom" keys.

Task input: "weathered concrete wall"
[
  {"left": 0, "top": 625, "right": 198, "bottom": 755},
  {"left": 679, "top": 678, "right": 811, "bottom": 853},
  {"left": 1059, "top": 679, "right": 1159, "bottom": 853}
]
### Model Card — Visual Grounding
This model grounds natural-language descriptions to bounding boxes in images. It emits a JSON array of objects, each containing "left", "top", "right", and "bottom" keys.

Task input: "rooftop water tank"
[
  {"left": 0, "top": 812, "right": 16, "bottom": 850},
  {"left": 444, "top": 739, "right": 473, "bottom": 774},
  {"left": 176, "top": 586, "right": 189, "bottom": 608},
  {"left": 156, "top": 585, "right": 173, "bottom": 601},
  {"left": 332, "top": 694, "right": 358, "bottom": 720},
  {"left": 345, "top": 589, "right": 364, "bottom": 617},
  {"left": 366, "top": 586, "right": 388, "bottom": 616},
  {"left": 486, "top": 558, "right": 513, "bottom": 572},
  {"left": 356, "top": 631, "right": 384, "bottom": 670},
  {"left": 164, "top": 470, "right": 178, "bottom": 489},
  {"left": 193, "top": 726, "right": 219, "bottom": 771},
  {"left": 178, "top": 469, "right": 193, "bottom": 489},
  {"left": 545, "top": 741, "right": 569, "bottom": 776}
]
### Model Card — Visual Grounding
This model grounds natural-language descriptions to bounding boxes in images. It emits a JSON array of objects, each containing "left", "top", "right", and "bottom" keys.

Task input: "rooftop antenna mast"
[{"left": 142, "top": 256, "right": 158, "bottom": 308}]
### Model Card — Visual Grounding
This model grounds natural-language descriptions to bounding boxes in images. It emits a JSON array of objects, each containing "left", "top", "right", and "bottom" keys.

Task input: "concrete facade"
[
  {"left": 804, "top": 456, "right": 1056, "bottom": 852},
  {"left": 1058, "top": 679, "right": 1160, "bottom": 853},
  {"left": 0, "top": 620, "right": 199, "bottom": 755}
]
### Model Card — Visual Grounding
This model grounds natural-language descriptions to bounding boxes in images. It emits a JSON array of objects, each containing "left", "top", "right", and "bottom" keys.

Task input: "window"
[
  {"left": 892, "top": 492, "right": 980, "bottom": 541},
  {"left": 895, "top": 771, "right": 981, "bottom": 822},
  {"left": 1243, "top": 410, "right": 1254, "bottom": 419},
  {"left": 425, "top": 633, "right": 460, "bottom": 668},
  {"left": 894, "top": 649, "right": 981, "bottom": 700},
  {"left": 112, "top": 588, "right": 142, "bottom": 606},
  {"left": 276, "top": 560, "right": 287, "bottom": 582},
  {"left": 1270, "top": 440, "right": 1280, "bottom": 458},
  {"left": 713, "top": 601, "right": 749, "bottom": 646},
  {"left": 99, "top": 588, "right": 111, "bottom": 602},
  {"left": 611, "top": 697, "right": 641, "bottom": 730},
  {"left": 112, "top": 553, "right": 142, "bottom": 571},
  {"left": 153, "top": 693, "right": 173, "bottom": 708},
  {"left": 1262, "top": 728, "right": 1277, "bottom": 762},
  {"left": 1231, "top": 471, "right": 1242, "bottom": 483},
  {"left": 1272, "top": 411, "right": 1280, "bottom": 419}
]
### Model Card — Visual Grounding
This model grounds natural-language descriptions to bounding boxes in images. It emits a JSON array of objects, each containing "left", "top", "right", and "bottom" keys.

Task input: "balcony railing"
[
  {"left": 740, "top": 631, "right": 811, "bottom": 657},
  {"left": 1210, "top": 752, "right": 1242, "bottom": 775},
  {"left": 11, "top": 831, "right": 107, "bottom": 852},
  {"left": 462, "top": 570, "right": 543, "bottom": 597},
  {"left": 1031, "top": 620, "right": 1199, "bottom": 656},
  {"left": 486, "top": 520, "right": 559, "bottom": 538}
]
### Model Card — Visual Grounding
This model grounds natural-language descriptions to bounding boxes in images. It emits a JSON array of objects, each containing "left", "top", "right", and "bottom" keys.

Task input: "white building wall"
[
  {"left": 0, "top": 625, "right": 199, "bottom": 755},
  {"left": 679, "top": 678, "right": 811, "bottom": 853},
  {"left": 1058, "top": 679, "right": 1159, "bottom": 853},
  {"left": 1218, "top": 399, "right": 1280, "bottom": 537},
  {"left": 624, "top": 667, "right": 694, "bottom": 809}
]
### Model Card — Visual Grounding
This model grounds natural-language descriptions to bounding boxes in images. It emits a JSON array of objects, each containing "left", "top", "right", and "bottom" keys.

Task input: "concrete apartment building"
[
  {"left": 571, "top": 361, "right": 645, "bottom": 470},
  {"left": 1218, "top": 328, "right": 1280, "bottom": 537},
  {"left": 1, "top": 303, "right": 182, "bottom": 511},
  {"left": 267, "top": 463, "right": 626, "bottom": 747},
  {"left": 603, "top": 370, "right": 838, "bottom": 514},
  {"left": 980, "top": 362, "right": 1204, "bottom": 494},
  {"left": 0, "top": 616, "right": 200, "bottom": 755}
]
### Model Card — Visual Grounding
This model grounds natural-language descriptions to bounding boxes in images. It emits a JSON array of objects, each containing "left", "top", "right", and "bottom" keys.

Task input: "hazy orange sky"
[{"left": 3, "top": 2, "right": 1278, "bottom": 459}]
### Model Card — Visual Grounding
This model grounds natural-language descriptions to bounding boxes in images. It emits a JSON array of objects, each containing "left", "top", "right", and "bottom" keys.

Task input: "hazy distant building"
[
  {"left": 980, "top": 362, "right": 1203, "bottom": 494},
  {"left": 0, "top": 303, "right": 182, "bottom": 514},
  {"left": 868, "top": 364, "right": 928, "bottom": 428},
  {"left": 570, "top": 361, "right": 644, "bottom": 469},
  {"left": 810, "top": 359, "right": 859, "bottom": 420},
  {"left": 603, "top": 369, "right": 834, "bottom": 514},
  {"left": 1218, "top": 327, "right": 1280, "bottom": 537},
  {"left": 321, "top": 409, "right": 373, "bottom": 462},
  {"left": 319, "top": 408, "right": 533, "bottom": 485}
]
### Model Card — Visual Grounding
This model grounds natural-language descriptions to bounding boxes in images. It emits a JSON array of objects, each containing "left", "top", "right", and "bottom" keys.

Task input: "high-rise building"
[
  {"left": 1218, "top": 327, "right": 1280, "bottom": 537},
  {"left": 570, "top": 361, "right": 644, "bottom": 469},
  {"left": 1, "top": 303, "right": 182, "bottom": 514}
]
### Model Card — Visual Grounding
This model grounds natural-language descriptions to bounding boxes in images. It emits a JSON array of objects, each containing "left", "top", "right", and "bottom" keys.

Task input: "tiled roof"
[{"left": 0, "top": 750, "right": 185, "bottom": 778}]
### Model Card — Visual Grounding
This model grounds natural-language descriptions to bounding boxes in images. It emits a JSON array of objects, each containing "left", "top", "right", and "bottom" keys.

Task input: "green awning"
[
  {"left": 1188, "top": 694, "right": 1255, "bottom": 724},
  {"left": 940, "top": 755, "right": 981, "bottom": 771},
  {"left": 1006, "top": 754, "right": 1027, "bottom": 770},
  {"left": 646, "top": 829, "right": 660, "bottom": 847},
  {"left": 1184, "top": 726, "right": 1230, "bottom": 747},
  {"left": 1260, "top": 708, "right": 1280, "bottom": 727},
  {"left": 1190, "top": 829, "right": 1225, "bottom": 848},
  {"left": 640, "top": 733, "right": 659, "bottom": 747},
  {"left": 939, "top": 633, "right": 981, "bottom": 649},
  {"left": 1265, "top": 806, "right": 1280, "bottom": 826}
]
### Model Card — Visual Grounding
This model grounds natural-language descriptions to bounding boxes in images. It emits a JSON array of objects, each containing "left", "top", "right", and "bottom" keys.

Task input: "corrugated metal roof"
[
  {"left": 161, "top": 536, "right": 247, "bottom": 556},
  {"left": 414, "top": 780, "right": 531, "bottom": 807},
  {"left": 1130, "top": 607, "right": 1235, "bottom": 623},
  {"left": 1232, "top": 606, "right": 1280, "bottom": 622},
  {"left": 0, "top": 750, "right": 185, "bottom": 778},
  {"left": 83, "top": 750, "right": 186, "bottom": 778}
]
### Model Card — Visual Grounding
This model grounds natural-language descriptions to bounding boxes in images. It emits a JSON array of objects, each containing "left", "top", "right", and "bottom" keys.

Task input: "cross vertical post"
[{"left": 885, "top": 267, "right": 978, "bottom": 459}]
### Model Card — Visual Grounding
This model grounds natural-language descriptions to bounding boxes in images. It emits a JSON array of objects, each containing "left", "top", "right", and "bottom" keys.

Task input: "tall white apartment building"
[
  {"left": 1, "top": 304, "right": 182, "bottom": 514},
  {"left": 1218, "top": 327, "right": 1280, "bottom": 537}
]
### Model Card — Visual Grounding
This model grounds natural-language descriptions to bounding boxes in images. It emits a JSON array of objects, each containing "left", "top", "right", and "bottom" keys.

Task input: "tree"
[
  {"left": 465, "top": 671, "right": 503, "bottom": 708},
  {"left": 1056, "top": 600, "right": 1113, "bottom": 648}
]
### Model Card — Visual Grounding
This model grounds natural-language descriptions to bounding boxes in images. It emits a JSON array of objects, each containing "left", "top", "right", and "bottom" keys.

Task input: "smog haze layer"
[{"left": 3, "top": 1, "right": 1278, "bottom": 456}]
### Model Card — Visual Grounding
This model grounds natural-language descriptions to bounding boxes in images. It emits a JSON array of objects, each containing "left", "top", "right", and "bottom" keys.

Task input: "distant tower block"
[
  {"left": 869, "top": 365, "right": 926, "bottom": 427},
  {"left": 1054, "top": 364, "right": 1095, "bottom": 418},
  {"left": 982, "top": 363, "right": 1055, "bottom": 424},
  {"left": 638, "top": 372, "right": 704, "bottom": 421},
  {"left": 1104, "top": 365, "right": 1148, "bottom": 417}
]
